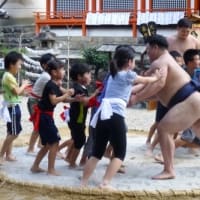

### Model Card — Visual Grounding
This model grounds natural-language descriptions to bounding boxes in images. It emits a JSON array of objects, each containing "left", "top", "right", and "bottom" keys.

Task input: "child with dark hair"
[
  {"left": 0, "top": 51, "right": 30, "bottom": 164},
  {"left": 81, "top": 45, "right": 162, "bottom": 189},
  {"left": 30, "top": 60, "right": 74, "bottom": 175},
  {"left": 27, "top": 53, "right": 56, "bottom": 154},
  {"left": 66, "top": 63, "right": 99, "bottom": 168}
]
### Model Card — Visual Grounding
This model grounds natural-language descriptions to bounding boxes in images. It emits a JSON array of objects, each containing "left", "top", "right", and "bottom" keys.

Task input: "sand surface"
[
  {"left": 1, "top": 136, "right": 200, "bottom": 192},
  {"left": 1, "top": 97, "right": 200, "bottom": 192}
]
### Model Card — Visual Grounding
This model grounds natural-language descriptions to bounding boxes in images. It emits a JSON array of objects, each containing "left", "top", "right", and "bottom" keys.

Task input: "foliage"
[
  {"left": 82, "top": 48, "right": 109, "bottom": 77},
  {"left": 0, "top": 45, "right": 26, "bottom": 57}
]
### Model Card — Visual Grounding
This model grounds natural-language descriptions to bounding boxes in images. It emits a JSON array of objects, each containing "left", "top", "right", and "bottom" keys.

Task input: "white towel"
[
  {"left": 0, "top": 101, "right": 11, "bottom": 122},
  {"left": 86, "top": 12, "right": 130, "bottom": 25},
  {"left": 90, "top": 98, "right": 126, "bottom": 128},
  {"left": 137, "top": 11, "right": 185, "bottom": 25}
]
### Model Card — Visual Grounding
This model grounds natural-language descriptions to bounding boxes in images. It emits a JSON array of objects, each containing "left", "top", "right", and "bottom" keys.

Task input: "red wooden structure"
[{"left": 34, "top": 0, "right": 200, "bottom": 37}]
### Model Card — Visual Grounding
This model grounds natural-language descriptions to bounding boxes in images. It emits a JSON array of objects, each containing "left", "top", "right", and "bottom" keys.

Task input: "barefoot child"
[
  {"left": 81, "top": 45, "right": 162, "bottom": 189},
  {"left": 65, "top": 63, "right": 99, "bottom": 168},
  {"left": 30, "top": 60, "right": 74, "bottom": 175},
  {"left": 0, "top": 51, "right": 30, "bottom": 164},
  {"left": 27, "top": 53, "right": 56, "bottom": 154}
]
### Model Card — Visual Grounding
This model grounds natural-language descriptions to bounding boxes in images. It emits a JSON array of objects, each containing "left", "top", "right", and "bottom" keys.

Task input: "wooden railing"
[
  {"left": 34, "top": 11, "right": 87, "bottom": 36},
  {"left": 34, "top": 0, "right": 199, "bottom": 37}
]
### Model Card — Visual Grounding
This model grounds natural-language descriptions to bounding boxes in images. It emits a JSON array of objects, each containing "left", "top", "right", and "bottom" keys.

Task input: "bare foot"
[
  {"left": 31, "top": 166, "right": 46, "bottom": 173},
  {"left": 154, "top": 153, "right": 164, "bottom": 164},
  {"left": 188, "top": 148, "right": 200, "bottom": 156},
  {"left": 68, "top": 163, "right": 78, "bottom": 169},
  {"left": 6, "top": 155, "right": 17, "bottom": 162},
  {"left": 56, "top": 152, "right": 65, "bottom": 159},
  {"left": 117, "top": 166, "right": 125, "bottom": 174},
  {"left": 47, "top": 170, "right": 61, "bottom": 176},
  {"left": 152, "top": 171, "right": 175, "bottom": 180},
  {"left": 80, "top": 180, "right": 88, "bottom": 188},
  {"left": 145, "top": 144, "right": 154, "bottom": 157},
  {"left": 99, "top": 183, "right": 116, "bottom": 191},
  {"left": 64, "top": 157, "right": 70, "bottom": 164}
]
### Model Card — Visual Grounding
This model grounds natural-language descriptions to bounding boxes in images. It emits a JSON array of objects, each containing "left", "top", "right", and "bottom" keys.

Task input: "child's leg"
[
  {"left": 81, "top": 156, "right": 99, "bottom": 186},
  {"left": 146, "top": 122, "right": 158, "bottom": 144},
  {"left": 31, "top": 145, "right": 49, "bottom": 173},
  {"left": 100, "top": 158, "right": 123, "bottom": 188},
  {"left": 79, "top": 151, "right": 88, "bottom": 167},
  {"left": 104, "top": 144, "right": 113, "bottom": 159},
  {"left": 58, "top": 139, "right": 73, "bottom": 151},
  {"left": 80, "top": 126, "right": 96, "bottom": 166},
  {"left": 27, "top": 131, "right": 39, "bottom": 153},
  {"left": 68, "top": 126, "right": 86, "bottom": 168},
  {"left": 68, "top": 147, "right": 80, "bottom": 168},
  {"left": 37, "top": 137, "right": 43, "bottom": 149},
  {"left": 145, "top": 132, "right": 159, "bottom": 156},
  {"left": 48, "top": 142, "right": 60, "bottom": 175},
  {"left": 0, "top": 134, "right": 18, "bottom": 163},
  {"left": 65, "top": 142, "right": 74, "bottom": 162},
  {"left": 100, "top": 114, "right": 126, "bottom": 188}
]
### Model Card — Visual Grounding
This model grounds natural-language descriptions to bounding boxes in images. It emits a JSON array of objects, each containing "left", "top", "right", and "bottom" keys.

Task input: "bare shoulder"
[
  {"left": 189, "top": 35, "right": 200, "bottom": 47},
  {"left": 152, "top": 55, "right": 169, "bottom": 68},
  {"left": 167, "top": 35, "right": 176, "bottom": 43}
]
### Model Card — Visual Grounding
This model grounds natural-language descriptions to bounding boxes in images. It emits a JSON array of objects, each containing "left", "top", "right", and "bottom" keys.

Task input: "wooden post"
[
  {"left": 92, "top": 0, "right": 96, "bottom": 13},
  {"left": 99, "top": 0, "right": 103, "bottom": 13},
  {"left": 194, "top": 0, "right": 199, "bottom": 14},
  {"left": 187, "top": 0, "right": 191, "bottom": 16},
  {"left": 53, "top": 0, "right": 56, "bottom": 16},
  {"left": 149, "top": 0, "right": 153, "bottom": 12},
  {"left": 46, "top": 0, "right": 50, "bottom": 19},
  {"left": 141, "top": 0, "right": 145, "bottom": 12},
  {"left": 82, "top": 24, "right": 86, "bottom": 36},
  {"left": 132, "top": 23, "right": 137, "bottom": 37},
  {"left": 35, "top": 12, "right": 40, "bottom": 34}
]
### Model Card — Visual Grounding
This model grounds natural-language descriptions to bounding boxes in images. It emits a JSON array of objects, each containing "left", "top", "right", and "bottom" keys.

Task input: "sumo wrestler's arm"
[{"left": 130, "top": 63, "right": 167, "bottom": 105}]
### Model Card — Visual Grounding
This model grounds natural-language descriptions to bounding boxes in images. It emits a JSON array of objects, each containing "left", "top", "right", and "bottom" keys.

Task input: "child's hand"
[
  {"left": 94, "top": 87, "right": 101, "bottom": 96},
  {"left": 67, "top": 88, "right": 75, "bottom": 96},
  {"left": 74, "top": 94, "right": 85, "bottom": 102},
  {"left": 22, "top": 79, "right": 31, "bottom": 88}
]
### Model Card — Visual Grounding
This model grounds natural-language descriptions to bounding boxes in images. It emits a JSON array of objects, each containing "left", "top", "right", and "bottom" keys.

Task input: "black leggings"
[
  {"left": 92, "top": 113, "right": 127, "bottom": 161},
  {"left": 68, "top": 123, "right": 86, "bottom": 150}
]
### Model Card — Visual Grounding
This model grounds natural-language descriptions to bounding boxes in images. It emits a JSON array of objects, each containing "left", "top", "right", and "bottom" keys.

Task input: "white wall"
[{"left": 3, "top": 0, "right": 46, "bottom": 18}]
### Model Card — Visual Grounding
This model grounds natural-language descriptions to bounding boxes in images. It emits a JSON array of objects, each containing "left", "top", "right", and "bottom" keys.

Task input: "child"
[
  {"left": 81, "top": 45, "right": 162, "bottom": 189},
  {"left": 30, "top": 60, "right": 74, "bottom": 175},
  {"left": 27, "top": 53, "right": 56, "bottom": 154},
  {"left": 0, "top": 51, "right": 30, "bottom": 164},
  {"left": 66, "top": 63, "right": 98, "bottom": 168}
]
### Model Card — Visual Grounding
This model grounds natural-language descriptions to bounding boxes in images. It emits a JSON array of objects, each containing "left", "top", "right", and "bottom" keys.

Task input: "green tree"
[{"left": 82, "top": 48, "right": 109, "bottom": 78}]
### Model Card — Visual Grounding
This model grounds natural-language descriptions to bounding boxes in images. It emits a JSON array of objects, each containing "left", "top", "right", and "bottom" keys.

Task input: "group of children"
[{"left": 0, "top": 45, "right": 163, "bottom": 189}]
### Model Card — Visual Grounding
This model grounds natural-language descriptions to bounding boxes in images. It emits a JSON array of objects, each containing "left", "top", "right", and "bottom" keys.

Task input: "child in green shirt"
[{"left": 0, "top": 51, "right": 30, "bottom": 165}]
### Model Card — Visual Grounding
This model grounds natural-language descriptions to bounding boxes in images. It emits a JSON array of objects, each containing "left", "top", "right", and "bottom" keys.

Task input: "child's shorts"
[
  {"left": 7, "top": 104, "right": 22, "bottom": 135},
  {"left": 39, "top": 113, "right": 61, "bottom": 145}
]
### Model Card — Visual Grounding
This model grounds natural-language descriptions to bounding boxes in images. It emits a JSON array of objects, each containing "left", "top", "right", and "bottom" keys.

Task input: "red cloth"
[
  {"left": 96, "top": 81, "right": 104, "bottom": 90},
  {"left": 88, "top": 96, "right": 100, "bottom": 107},
  {"left": 30, "top": 105, "right": 53, "bottom": 132},
  {"left": 60, "top": 106, "right": 69, "bottom": 121}
]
